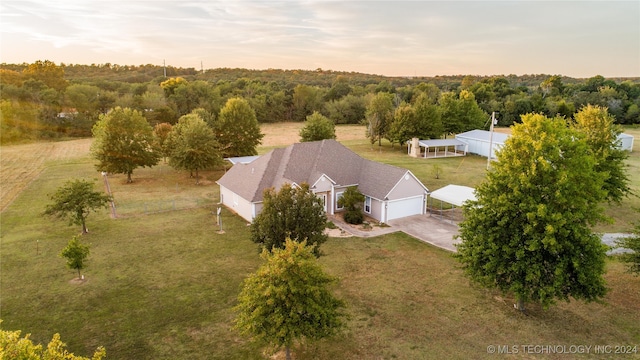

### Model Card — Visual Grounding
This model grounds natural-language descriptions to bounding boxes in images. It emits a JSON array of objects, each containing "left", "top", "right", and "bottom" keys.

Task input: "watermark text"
[{"left": 486, "top": 344, "right": 637, "bottom": 355}]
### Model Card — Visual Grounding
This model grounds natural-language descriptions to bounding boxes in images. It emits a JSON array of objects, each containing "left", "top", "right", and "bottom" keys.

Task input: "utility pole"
[
  {"left": 163, "top": 59, "right": 166, "bottom": 78},
  {"left": 487, "top": 111, "right": 497, "bottom": 170}
]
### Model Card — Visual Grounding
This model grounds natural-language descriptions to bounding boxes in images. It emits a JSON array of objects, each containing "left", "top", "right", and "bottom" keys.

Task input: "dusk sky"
[{"left": 1, "top": 1, "right": 639, "bottom": 78}]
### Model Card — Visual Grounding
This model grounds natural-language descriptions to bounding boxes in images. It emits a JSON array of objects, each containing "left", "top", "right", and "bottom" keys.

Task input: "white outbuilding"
[
  {"left": 617, "top": 133, "right": 634, "bottom": 152},
  {"left": 428, "top": 184, "right": 477, "bottom": 223},
  {"left": 407, "top": 138, "right": 468, "bottom": 159},
  {"left": 455, "top": 130, "right": 634, "bottom": 157},
  {"left": 455, "top": 130, "right": 509, "bottom": 159}
]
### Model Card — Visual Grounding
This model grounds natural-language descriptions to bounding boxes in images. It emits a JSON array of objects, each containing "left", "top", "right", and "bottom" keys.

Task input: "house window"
[
  {"left": 336, "top": 192, "right": 344, "bottom": 210},
  {"left": 364, "top": 196, "right": 371, "bottom": 214}
]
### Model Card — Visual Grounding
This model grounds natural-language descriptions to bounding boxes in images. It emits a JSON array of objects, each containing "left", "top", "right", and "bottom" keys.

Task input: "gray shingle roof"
[{"left": 217, "top": 139, "right": 424, "bottom": 202}]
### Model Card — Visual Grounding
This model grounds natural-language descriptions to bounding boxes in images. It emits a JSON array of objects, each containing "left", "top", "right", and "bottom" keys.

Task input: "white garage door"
[{"left": 386, "top": 196, "right": 424, "bottom": 221}]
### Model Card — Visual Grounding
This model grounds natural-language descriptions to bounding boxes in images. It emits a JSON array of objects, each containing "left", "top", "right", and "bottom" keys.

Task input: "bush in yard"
[
  {"left": 338, "top": 186, "right": 365, "bottom": 225},
  {"left": 343, "top": 208, "right": 364, "bottom": 224}
]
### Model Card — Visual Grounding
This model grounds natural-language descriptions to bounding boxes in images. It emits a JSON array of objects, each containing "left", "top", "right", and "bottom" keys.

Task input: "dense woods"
[{"left": 1, "top": 60, "right": 639, "bottom": 144}]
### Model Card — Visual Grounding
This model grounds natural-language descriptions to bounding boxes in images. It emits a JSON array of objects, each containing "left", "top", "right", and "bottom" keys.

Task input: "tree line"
[{"left": 1, "top": 60, "right": 639, "bottom": 145}]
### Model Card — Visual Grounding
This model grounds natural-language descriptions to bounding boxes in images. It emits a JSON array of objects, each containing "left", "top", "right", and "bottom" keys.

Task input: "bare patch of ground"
[{"left": 68, "top": 277, "right": 88, "bottom": 285}]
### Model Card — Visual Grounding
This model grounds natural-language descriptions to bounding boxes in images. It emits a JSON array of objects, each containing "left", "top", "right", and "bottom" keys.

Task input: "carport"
[
  {"left": 407, "top": 138, "right": 468, "bottom": 158},
  {"left": 428, "top": 185, "right": 477, "bottom": 223}
]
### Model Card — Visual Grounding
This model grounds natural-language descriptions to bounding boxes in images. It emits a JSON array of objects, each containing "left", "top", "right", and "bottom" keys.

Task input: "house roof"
[
  {"left": 415, "top": 139, "right": 467, "bottom": 148},
  {"left": 226, "top": 155, "right": 260, "bottom": 165},
  {"left": 430, "top": 185, "right": 477, "bottom": 207},
  {"left": 456, "top": 129, "right": 510, "bottom": 144},
  {"left": 217, "top": 139, "right": 426, "bottom": 202}
]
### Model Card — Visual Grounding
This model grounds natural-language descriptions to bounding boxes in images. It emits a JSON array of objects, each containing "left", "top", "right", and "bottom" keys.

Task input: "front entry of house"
[{"left": 317, "top": 193, "right": 328, "bottom": 212}]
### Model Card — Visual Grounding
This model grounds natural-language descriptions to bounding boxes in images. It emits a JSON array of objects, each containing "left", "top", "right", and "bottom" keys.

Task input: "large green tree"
[
  {"left": 169, "top": 113, "right": 222, "bottom": 184},
  {"left": 324, "top": 94, "right": 367, "bottom": 125},
  {"left": 386, "top": 94, "right": 443, "bottom": 146},
  {"left": 299, "top": 111, "right": 336, "bottom": 142},
  {"left": 152, "top": 122, "right": 173, "bottom": 163},
  {"left": 439, "top": 90, "right": 487, "bottom": 135},
  {"left": 22, "top": 60, "right": 67, "bottom": 91},
  {"left": 572, "top": 104, "right": 631, "bottom": 203},
  {"left": 365, "top": 92, "right": 394, "bottom": 146},
  {"left": 43, "top": 179, "right": 111, "bottom": 234},
  {"left": 292, "top": 84, "right": 325, "bottom": 122},
  {"left": 91, "top": 107, "right": 159, "bottom": 183},
  {"left": 413, "top": 93, "right": 444, "bottom": 139},
  {"left": 215, "top": 97, "right": 264, "bottom": 157},
  {"left": 60, "top": 236, "right": 91, "bottom": 279},
  {"left": 456, "top": 113, "right": 608, "bottom": 311},
  {"left": 234, "top": 239, "right": 345, "bottom": 360},
  {"left": 250, "top": 183, "right": 327, "bottom": 257}
]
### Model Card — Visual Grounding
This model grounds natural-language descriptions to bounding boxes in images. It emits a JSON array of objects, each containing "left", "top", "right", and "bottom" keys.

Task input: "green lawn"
[
  {"left": 1, "top": 127, "right": 639, "bottom": 359},
  {"left": 342, "top": 126, "right": 640, "bottom": 234}
]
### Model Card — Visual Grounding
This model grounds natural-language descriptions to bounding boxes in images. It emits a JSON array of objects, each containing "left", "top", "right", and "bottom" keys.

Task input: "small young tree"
[
  {"left": 250, "top": 183, "right": 327, "bottom": 257},
  {"left": 43, "top": 179, "right": 111, "bottom": 234},
  {"left": 60, "top": 236, "right": 91, "bottom": 279},
  {"left": 299, "top": 111, "right": 336, "bottom": 142},
  {"left": 337, "top": 186, "right": 365, "bottom": 224},
  {"left": 234, "top": 239, "right": 346, "bottom": 360}
]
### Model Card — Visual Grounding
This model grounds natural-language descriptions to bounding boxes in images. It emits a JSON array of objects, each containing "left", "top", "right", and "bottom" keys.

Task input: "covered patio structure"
[
  {"left": 407, "top": 138, "right": 468, "bottom": 159},
  {"left": 428, "top": 184, "right": 477, "bottom": 223}
]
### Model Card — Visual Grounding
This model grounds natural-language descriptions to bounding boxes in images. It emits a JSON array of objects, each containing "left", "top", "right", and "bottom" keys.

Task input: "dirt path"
[{"left": 0, "top": 138, "right": 92, "bottom": 212}]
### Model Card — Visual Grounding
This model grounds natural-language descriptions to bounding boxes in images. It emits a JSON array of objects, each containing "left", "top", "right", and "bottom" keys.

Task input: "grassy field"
[{"left": 1, "top": 124, "right": 639, "bottom": 359}]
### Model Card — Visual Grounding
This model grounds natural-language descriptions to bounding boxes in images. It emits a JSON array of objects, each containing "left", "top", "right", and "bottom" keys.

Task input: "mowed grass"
[{"left": 1, "top": 124, "right": 639, "bottom": 359}]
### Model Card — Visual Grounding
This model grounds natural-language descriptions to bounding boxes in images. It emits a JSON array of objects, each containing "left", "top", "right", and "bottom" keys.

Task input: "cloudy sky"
[{"left": 1, "top": 1, "right": 638, "bottom": 77}]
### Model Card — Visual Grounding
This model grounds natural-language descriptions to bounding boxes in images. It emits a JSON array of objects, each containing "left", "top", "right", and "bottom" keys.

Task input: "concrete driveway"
[
  {"left": 388, "top": 214, "right": 460, "bottom": 252},
  {"left": 329, "top": 214, "right": 459, "bottom": 252}
]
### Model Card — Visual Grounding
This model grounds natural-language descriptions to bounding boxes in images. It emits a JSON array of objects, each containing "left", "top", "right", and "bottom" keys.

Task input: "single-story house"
[
  {"left": 217, "top": 139, "right": 429, "bottom": 223},
  {"left": 455, "top": 130, "right": 509, "bottom": 159}
]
